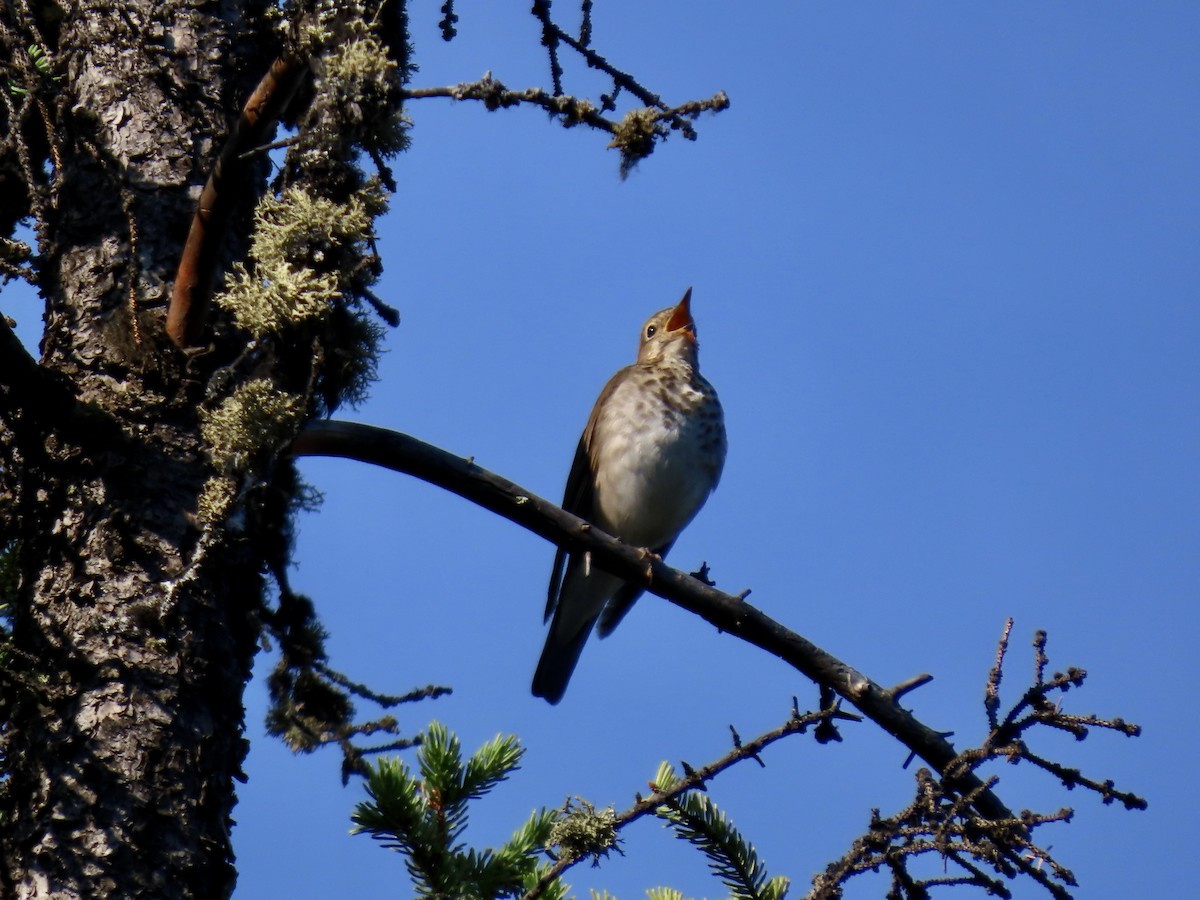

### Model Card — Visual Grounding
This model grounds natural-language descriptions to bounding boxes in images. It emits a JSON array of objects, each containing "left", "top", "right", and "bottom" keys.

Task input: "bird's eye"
[{"left": 645, "top": 325, "right": 657, "bottom": 339}]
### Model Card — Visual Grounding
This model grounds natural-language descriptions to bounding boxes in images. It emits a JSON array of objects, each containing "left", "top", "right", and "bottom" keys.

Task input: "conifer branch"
[
  {"left": 352, "top": 723, "right": 558, "bottom": 898},
  {"left": 656, "top": 788, "right": 788, "bottom": 900}
]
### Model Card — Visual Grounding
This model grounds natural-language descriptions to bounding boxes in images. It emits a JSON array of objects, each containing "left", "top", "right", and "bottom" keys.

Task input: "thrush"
[{"left": 532, "top": 288, "right": 727, "bottom": 704}]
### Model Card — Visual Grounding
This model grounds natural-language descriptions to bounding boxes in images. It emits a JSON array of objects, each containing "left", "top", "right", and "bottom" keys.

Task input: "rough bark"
[
  {"left": 0, "top": 0, "right": 740, "bottom": 894},
  {"left": 1, "top": 0, "right": 271, "bottom": 895}
]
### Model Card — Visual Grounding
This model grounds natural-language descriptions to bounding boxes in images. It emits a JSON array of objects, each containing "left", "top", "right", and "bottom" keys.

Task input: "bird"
[{"left": 532, "top": 288, "right": 726, "bottom": 704}]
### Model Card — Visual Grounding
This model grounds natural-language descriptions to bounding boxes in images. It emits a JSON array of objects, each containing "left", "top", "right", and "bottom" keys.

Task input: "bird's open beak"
[{"left": 665, "top": 287, "right": 696, "bottom": 341}]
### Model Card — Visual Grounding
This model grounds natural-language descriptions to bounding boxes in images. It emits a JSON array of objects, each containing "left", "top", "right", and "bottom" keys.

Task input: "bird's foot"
[{"left": 636, "top": 547, "right": 663, "bottom": 583}]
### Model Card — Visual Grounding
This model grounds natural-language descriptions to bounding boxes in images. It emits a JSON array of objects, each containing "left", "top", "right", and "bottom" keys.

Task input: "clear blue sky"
[{"left": 7, "top": 2, "right": 1197, "bottom": 897}]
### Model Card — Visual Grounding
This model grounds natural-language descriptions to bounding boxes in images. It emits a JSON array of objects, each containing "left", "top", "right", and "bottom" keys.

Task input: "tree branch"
[
  {"left": 400, "top": 74, "right": 728, "bottom": 177},
  {"left": 166, "top": 54, "right": 309, "bottom": 348},
  {"left": 528, "top": 706, "right": 854, "bottom": 898},
  {"left": 287, "top": 420, "right": 1016, "bottom": 822},
  {"left": 0, "top": 237, "right": 36, "bottom": 286},
  {"left": 402, "top": 75, "right": 617, "bottom": 132},
  {"left": 0, "top": 314, "right": 75, "bottom": 432},
  {"left": 529, "top": 0, "right": 680, "bottom": 123},
  {"left": 0, "top": 313, "right": 38, "bottom": 377}
]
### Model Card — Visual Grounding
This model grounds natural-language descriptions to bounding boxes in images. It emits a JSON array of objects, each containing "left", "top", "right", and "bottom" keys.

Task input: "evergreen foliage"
[
  {"left": 351, "top": 722, "right": 565, "bottom": 899},
  {"left": 651, "top": 762, "right": 789, "bottom": 900}
]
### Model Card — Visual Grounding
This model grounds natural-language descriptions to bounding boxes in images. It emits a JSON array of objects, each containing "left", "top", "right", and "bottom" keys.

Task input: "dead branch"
[{"left": 166, "top": 54, "right": 308, "bottom": 348}]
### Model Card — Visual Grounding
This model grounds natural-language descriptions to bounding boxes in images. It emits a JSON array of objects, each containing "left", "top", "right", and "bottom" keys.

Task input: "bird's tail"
[
  {"left": 531, "top": 616, "right": 596, "bottom": 705},
  {"left": 532, "top": 566, "right": 617, "bottom": 704}
]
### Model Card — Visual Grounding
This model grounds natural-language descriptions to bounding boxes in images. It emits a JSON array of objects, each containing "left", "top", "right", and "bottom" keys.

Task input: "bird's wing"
[
  {"left": 545, "top": 368, "right": 627, "bottom": 622},
  {"left": 544, "top": 434, "right": 591, "bottom": 622},
  {"left": 595, "top": 539, "right": 674, "bottom": 637}
]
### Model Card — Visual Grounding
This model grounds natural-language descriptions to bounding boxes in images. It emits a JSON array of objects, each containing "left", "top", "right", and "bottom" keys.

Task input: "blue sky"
[{"left": 6, "top": 2, "right": 1197, "bottom": 897}]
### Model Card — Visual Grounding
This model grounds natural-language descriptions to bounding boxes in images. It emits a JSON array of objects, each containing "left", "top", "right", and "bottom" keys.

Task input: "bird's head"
[{"left": 636, "top": 288, "right": 699, "bottom": 367}]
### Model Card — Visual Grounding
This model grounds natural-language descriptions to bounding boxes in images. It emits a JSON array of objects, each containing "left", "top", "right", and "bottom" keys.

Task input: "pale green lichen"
[
  {"left": 253, "top": 186, "right": 377, "bottom": 269},
  {"left": 294, "top": 0, "right": 359, "bottom": 52},
  {"left": 216, "top": 260, "right": 339, "bottom": 337},
  {"left": 311, "top": 29, "right": 409, "bottom": 158},
  {"left": 228, "top": 0, "right": 402, "bottom": 416},
  {"left": 214, "top": 185, "right": 384, "bottom": 337},
  {"left": 292, "top": 0, "right": 411, "bottom": 164},
  {"left": 546, "top": 798, "right": 619, "bottom": 863},
  {"left": 197, "top": 380, "right": 303, "bottom": 522},
  {"left": 197, "top": 475, "right": 239, "bottom": 525},
  {"left": 200, "top": 379, "right": 304, "bottom": 474},
  {"left": 322, "top": 34, "right": 410, "bottom": 155},
  {"left": 323, "top": 30, "right": 394, "bottom": 88},
  {"left": 609, "top": 107, "right": 663, "bottom": 178}
]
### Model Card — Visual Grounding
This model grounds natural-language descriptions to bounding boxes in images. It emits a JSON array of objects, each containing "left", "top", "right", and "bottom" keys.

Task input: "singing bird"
[{"left": 532, "top": 288, "right": 726, "bottom": 704}]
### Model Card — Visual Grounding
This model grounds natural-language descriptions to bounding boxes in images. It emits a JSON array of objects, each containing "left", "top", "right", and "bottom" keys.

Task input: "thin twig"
[
  {"left": 312, "top": 661, "right": 451, "bottom": 708},
  {"left": 985, "top": 617, "right": 1013, "bottom": 729},
  {"left": 236, "top": 136, "right": 298, "bottom": 162},
  {"left": 530, "top": 0, "right": 663, "bottom": 110}
]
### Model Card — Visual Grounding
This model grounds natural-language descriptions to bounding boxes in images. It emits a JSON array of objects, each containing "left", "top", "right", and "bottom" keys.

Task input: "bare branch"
[
  {"left": 985, "top": 616, "right": 1013, "bottom": 729},
  {"left": 311, "top": 662, "right": 451, "bottom": 709},
  {"left": 287, "top": 419, "right": 1016, "bottom": 822},
  {"left": 530, "top": 1, "right": 675, "bottom": 119},
  {"left": 889, "top": 672, "right": 934, "bottom": 700},
  {"left": 809, "top": 766, "right": 1076, "bottom": 899},
  {"left": 958, "top": 639, "right": 1147, "bottom": 814}
]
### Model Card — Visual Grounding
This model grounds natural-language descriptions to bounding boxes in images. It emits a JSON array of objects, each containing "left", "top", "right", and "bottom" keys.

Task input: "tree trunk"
[{"left": 1, "top": 1, "right": 270, "bottom": 895}]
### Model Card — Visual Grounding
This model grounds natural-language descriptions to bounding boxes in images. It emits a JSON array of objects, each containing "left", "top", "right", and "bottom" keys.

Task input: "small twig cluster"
[
  {"left": 529, "top": 0, "right": 713, "bottom": 140},
  {"left": 260, "top": 551, "right": 451, "bottom": 782},
  {"left": 970, "top": 623, "right": 1144, "bottom": 809},
  {"left": 810, "top": 621, "right": 1145, "bottom": 899},
  {"left": 811, "top": 768, "right": 1074, "bottom": 899},
  {"left": 407, "top": 0, "right": 729, "bottom": 177}
]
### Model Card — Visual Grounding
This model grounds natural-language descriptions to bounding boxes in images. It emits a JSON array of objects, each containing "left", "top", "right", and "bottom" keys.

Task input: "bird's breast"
[{"left": 589, "top": 369, "right": 725, "bottom": 549}]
